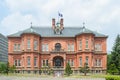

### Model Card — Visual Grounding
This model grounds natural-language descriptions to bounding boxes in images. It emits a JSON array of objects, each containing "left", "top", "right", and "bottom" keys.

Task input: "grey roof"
[{"left": 8, "top": 26, "right": 107, "bottom": 37}]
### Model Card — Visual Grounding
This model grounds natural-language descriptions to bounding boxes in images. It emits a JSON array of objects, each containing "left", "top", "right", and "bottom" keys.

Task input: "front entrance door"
[
  {"left": 53, "top": 56, "right": 63, "bottom": 67},
  {"left": 55, "top": 58, "right": 61, "bottom": 66}
]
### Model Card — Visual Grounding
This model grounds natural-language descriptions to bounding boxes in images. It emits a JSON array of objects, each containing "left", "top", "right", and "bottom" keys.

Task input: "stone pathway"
[{"left": 0, "top": 76, "right": 105, "bottom": 80}]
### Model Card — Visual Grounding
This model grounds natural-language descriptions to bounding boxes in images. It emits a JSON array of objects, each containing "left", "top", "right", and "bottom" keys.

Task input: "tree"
[
  {"left": 0, "top": 62, "right": 7, "bottom": 74},
  {"left": 80, "top": 63, "right": 89, "bottom": 76},
  {"left": 0, "top": 62, "right": 16, "bottom": 74},
  {"left": 108, "top": 63, "right": 118, "bottom": 75},
  {"left": 9, "top": 65, "right": 16, "bottom": 73},
  {"left": 107, "top": 54, "right": 112, "bottom": 73},
  {"left": 6, "top": 62, "right": 9, "bottom": 75},
  {"left": 65, "top": 63, "right": 73, "bottom": 76},
  {"left": 110, "top": 34, "right": 120, "bottom": 74}
]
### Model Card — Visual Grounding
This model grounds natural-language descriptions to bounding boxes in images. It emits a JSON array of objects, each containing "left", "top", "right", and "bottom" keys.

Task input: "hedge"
[{"left": 105, "top": 76, "right": 120, "bottom": 80}]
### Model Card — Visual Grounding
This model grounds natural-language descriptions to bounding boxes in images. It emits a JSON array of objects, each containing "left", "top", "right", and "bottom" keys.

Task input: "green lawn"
[
  {"left": 64, "top": 74, "right": 120, "bottom": 78},
  {"left": 0, "top": 73, "right": 120, "bottom": 78}
]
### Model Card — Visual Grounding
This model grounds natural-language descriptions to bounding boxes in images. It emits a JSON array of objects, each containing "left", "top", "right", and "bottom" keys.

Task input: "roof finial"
[
  {"left": 30, "top": 22, "right": 32, "bottom": 28},
  {"left": 83, "top": 22, "right": 85, "bottom": 28},
  {"left": 82, "top": 22, "right": 85, "bottom": 32}
]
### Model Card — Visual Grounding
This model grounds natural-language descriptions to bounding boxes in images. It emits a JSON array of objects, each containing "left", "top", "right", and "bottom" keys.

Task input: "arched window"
[{"left": 55, "top": 43, "right": 61, "bottom": 51}]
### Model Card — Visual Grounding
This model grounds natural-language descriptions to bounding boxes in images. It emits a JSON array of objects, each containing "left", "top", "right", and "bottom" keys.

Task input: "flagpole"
[{"left": 58, "top": 11, "right": 60, "bottom": 23}]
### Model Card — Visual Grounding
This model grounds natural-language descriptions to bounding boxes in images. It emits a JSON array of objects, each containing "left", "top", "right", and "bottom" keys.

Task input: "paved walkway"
[{"left": 0, "top": 76, "right": 105, "bottom": 80}]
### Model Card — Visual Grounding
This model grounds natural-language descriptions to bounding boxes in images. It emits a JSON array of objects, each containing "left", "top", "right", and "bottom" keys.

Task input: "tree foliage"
[
  {"left": 80, "top": 63, "right": 89, "bottom": 76},
  {"left": 0, "top": 62, "right": 16, "bottom": 74},
  {"left": 65, "top": 63, "right": 73, "bottom": 76},
  {"left": 109, "top": 34, "right": 120, "bottom": 74},
  {"left": 0, "top": 62, "right": 7, "bottom": 74},
  {"left": 108, "top": 63, "right": 118, "bottom": 75}
]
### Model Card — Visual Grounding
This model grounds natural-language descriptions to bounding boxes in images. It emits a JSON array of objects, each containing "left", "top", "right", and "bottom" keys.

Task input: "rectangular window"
[
  {"left": 46, "top": 60, "right": 48, "bottom": 66},
  {"left": 95, "top": 59, "right": 97, "bottom": 66},
  {"left": 71, "top": 44, "right": 74, "bottom": 51},
  {"left": 95, "top": 44, "right": 102, "bottom": 51},
  {"left": 86, "top": 56, "right": 89, "bottom": 66},
  {"left": 18, "top": 59, "right": 21, "bottom": 66},
  {"left": 91, "top": 40, "right": 94, "bottom": 50},
  {"left": 68, "top": 44, "right": 74, "bottom": 51},
  {"left": 46, "top": 44, "right": 48, "bottom": 51},
  {"left": 42, "top": 44, "right": 49, "bottom": 51},
  {"left": 79, "top": 57, "right": 82, "bottom": 66},
  {"left": 43, "top": 60, "right": 45, "bottom": 66},
  {"left": 68, "top": 44, "right": 70, "bottom": 51},
  {"left": 42, "top": 44, "right": 44, "bottom": 51},
  {"left": 67, "top": 59, "right": 74, "bottom": 66},
  {"left": 67, "top": 59, "right": 70, "bottom": 64},
  {"left": 14, "top": 60, "right": 17, "bottom": 66},
  {"left": 86, "top": 39, "right": 89, "bottom": 49},
  {"left": 14, "top": 44, "right": 21, "bottom": 51},
  {"left": 79, "top": 40, "right": 82, "bottom": 50},
  {"left": 14, "top": 44, "right": 17, "bottom": 51},
  {"left": 98, "top": 59, "right": 101, "bottom": 67},
  {"left": 27, "top": 39, "right": 30, "bottom": 49},
  {"left": 95, "top": 59, "right": 101, "bottom": 67},
  {"left": 71, "top": 59, "right": 74, "bottom": 66},
  {"left": 18, "top": 44, "right": 21, "bottom": 51},
  {"left": 34, "top": 40, "right": 38, "bottom": 50},
  {"left": 34, "top": 57, "right": 37, "bottom": 66},
  {"left": 22, "top": 39, "right": 24, "bottom": 50},
  {"left": 27, "top": 57, "right": 30, "bottom": 66}
]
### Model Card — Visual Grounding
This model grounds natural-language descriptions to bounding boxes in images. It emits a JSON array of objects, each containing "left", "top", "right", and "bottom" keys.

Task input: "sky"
[{"left": 0, "top": 0, "right": 120, "bottom": 52}]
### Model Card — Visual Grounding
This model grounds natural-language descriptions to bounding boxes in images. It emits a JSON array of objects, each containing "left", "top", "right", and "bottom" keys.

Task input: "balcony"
[{"left": 50, "top": 49, "right": 66, "bottom": 53}]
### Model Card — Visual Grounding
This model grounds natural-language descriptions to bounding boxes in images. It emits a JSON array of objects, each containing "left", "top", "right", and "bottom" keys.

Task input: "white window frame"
[
  {"left": 85, "top": 39, "right": 89, "bottom": 49},
  {"left": 34, "top": 57, "right": 37, "bottom": 67},
  {"left": 68, "top": 44, "right": 74, "bottom": 51},
  {"left": 86, "top": 56, "right": 89, "bottom": 66},
  {"left": 27, "top": 57, "right": 31, "bottom": 66},
  {"left": 34, "top": 40, "right": 38, "bottom": 50},
  {"left": 27, "top": 39, "right": 31, "bottom": 49},
  {"left": 42, "top": 44, "right": 49, "bottom": 51},
  {"left": 79, "top": 40, "right": 82, "bottom": 50},
  {"left": 79, "top": 57, "right": 82, "bottom": 66},
  {"left": 95, "top": 44, "right": 102, "bottom": 51}
]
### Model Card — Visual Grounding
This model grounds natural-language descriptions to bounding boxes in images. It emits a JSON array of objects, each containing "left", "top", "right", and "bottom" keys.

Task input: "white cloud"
[
  {"left": 1, "top": 12, "right": 39, "bottom": 34},
  {"left": 0, "top": 0, "right": 120, "bottom": 51}
]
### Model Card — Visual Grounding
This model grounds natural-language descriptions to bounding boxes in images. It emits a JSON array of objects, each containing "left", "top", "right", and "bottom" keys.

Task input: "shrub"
[
  {"left": 65, "top": 63, "right": 73, "bottom": 76},
  {"left": 105, "top": 76, "right": 120, "bottom": 80}
]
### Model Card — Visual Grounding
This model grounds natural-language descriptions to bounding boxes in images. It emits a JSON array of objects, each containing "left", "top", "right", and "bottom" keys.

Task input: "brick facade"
[{"left": 8, "top": 18, "right": 107, "bottom": 74}]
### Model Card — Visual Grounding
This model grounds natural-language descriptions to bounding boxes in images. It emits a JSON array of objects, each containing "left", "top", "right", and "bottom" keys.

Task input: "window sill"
[
  {"left": 34, "top": 66, "right": 38, "bottom": 68},
  {"left": 85, "top": 48, "right": 89, "bottom": 50},
  {"left": 27, "top": 66, "right": 31, "bottom": 68}
]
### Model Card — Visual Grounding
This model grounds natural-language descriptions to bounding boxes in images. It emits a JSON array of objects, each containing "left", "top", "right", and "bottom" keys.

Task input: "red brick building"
[{"left": 8, "top": 18, "right": 107, "bottom": 74}]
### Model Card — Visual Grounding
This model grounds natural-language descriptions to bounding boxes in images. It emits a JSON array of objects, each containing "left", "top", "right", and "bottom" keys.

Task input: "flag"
[{"left": 58, "top": 12, "right": 63, "bottom": 17}]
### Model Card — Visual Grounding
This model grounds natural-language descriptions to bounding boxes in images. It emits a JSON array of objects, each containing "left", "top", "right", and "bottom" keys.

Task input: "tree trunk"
[{"left": 84, "top": 72, "right": 86, "bottom": 76}]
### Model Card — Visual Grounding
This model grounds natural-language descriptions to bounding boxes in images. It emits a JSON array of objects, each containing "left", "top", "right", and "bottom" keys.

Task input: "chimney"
[
  {"left": 60, "top": 18, "right": 64, "bottom": 30},
  {"left": 52, "top": 18, "right": 55, "bottom": 29}
]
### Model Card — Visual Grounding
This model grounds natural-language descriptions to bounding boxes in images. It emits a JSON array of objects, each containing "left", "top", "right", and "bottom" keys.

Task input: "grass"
[
  {"left": 64, "top": 74, "right": 120, "bottom": 78},
  {"left": 0, "top": 73, "right": 54, "bottom": 78},
  {"left": 0, "top": 73, "right": 120, "bottom": 78}
]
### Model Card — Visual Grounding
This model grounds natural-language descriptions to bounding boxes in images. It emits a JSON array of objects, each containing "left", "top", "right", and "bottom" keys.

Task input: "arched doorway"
[{"left": 53, "top": 56, "right": 63, "bottom": 67}]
